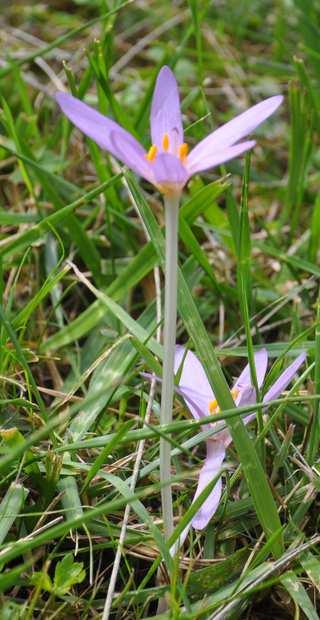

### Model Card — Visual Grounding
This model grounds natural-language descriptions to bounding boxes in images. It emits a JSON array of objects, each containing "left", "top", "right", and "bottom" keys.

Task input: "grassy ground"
[{"left": 0, "top": 0, "right": 320, "bottom": 618}]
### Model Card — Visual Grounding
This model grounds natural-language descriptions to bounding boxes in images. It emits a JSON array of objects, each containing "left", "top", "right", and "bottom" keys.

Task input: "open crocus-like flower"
[
  {"left": 175, "top": 345, "right": 306, "bottom": 530},
  {"left": 55, "top": 66, "right": 283, "bottom": 195}
]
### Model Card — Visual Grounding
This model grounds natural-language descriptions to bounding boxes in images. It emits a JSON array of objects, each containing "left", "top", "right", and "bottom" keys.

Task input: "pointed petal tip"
[
  {"left": 246, "top": 139, "right": 256, "bottom": 149},
  {"left": 154, "top": 64, "right": 177, "bottom": 91},
  {"left": 297, "top": 350, "right": 307, "bottom": 364},
  {"left": 266, "top": 94, "right": 284, "bottom": 112},
  {"left": 271, "top": 94, "right": 284, "bottom": 105},
  {"left": 158, "top": 64, "right": 174, "bottom": 78},
  {"left": 256, "top": 347, "right": 268, "bottom": 362},
  {"left": 263, "top": 351, "right": 307, "bottom": 405},
  {"left": 255, "top": 346, "right": 269, "bottom": 367}
]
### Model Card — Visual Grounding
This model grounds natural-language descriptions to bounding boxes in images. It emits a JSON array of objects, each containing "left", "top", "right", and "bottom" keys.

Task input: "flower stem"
[{"left": 160, "top": 192, "right": 180, "bottom": 540}]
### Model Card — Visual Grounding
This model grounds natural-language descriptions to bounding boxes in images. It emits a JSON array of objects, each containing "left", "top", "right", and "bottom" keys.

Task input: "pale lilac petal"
[
  {"left": 218, "top": 385, "right": 257, "bottom": 447},
  {"left": 263, "top": 353, "right": 306, "bottom": 404},
  {"left": 237, "top": 385, "right": 257, "bottom": 407},
  {"left": 178, "top": 386, "right": 212, "bottom": 420},
  {"left": 234, "top": 348, "right": 268, "bottom": 391},
  {"left": 175, "top": 346, "right": 214, "bottom": 420},
  {"left": 192, "top": 440, "right": 225, "bottom": 530},
  {"left": 223, "top": 351, "right": 268, "bottom": 438},
  {"left": 55, "top": 92, "right": 146, "bottom": 165},
  {"left": 186, "top": 140, "right": 256, "bottom": 175},
  {"left": 152, "top": 153, "right": 188, "bottom": 190},
  {"left": 150, "top": 66, "right": 183, "bottom": 153},
  {"left": 235, "top": 386, "right": 259, "bottom": 434},
  {"left": 110, "top": 131, "right": 154, "bottom": 182},
  {"left": 188, "top": 95, "right": 283, "bottom": 172},
  {"left": 141, "top": 371, "right": 206, "bottom": 419}
]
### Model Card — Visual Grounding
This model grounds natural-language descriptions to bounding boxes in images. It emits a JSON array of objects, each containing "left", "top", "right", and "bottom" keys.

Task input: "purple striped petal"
[
  {"left": 152, "top": 153, "right": 188, "bottom": 191},
  {"left": 175, "top": 346, "right": 214, "bottom": 420},
  {"left": 150, "top": 66, "right": 183, "bottom": 153},
  {"left": 234, "top": 348, "right": 268, "bottom": 391},
  {"left": 55, "top": 92, "right": 147, "bottom": 168},
  {"left": 263, "top": 352, "right": 306, "bottom": 404},
  {"left": 186, "top": 140, "right": 256, "bottom": 175},
  {"left": 192, "top": 440, "right": 225, "bottom": 530},
  {"left": 187, "top": 95, "right": 283, "bottom": 173}
]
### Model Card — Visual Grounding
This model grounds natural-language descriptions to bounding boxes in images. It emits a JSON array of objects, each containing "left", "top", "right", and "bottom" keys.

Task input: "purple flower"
[
  {"left": 175, "top": 345, "right": 306, "bottom": 530},
  {"left": 55, "top": 66, "right": 283, "bottom": 196}
]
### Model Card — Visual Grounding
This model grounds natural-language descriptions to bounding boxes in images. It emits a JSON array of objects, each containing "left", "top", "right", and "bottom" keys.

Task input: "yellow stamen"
[
  {"left": 209, "top": 387, "right": 240, "bottom": 415},
  {"left": 179, "top": 142, "right": 189, "bottom": 162},
  {"left": 146, "top": 144, "right": 158, "bottom": 162},
  {"left": 231, "top": 387, "right": 240, "bottom": 400},
  {"left": 209, "top": 398, "right": 219, "bottom": 414},
  {"left": 162, "top": 133, "right": 170, "bottom": 152}
]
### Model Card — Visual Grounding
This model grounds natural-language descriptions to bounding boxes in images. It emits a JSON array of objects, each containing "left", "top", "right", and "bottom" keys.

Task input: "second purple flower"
[{"left": 175, "top": 346, "right": 306, "bottom": 530}]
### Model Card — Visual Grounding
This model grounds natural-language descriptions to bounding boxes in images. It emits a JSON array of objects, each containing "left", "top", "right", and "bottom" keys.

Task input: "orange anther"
[
  {"left": 179, "top": 143, "right": 189, "bottom": 161},
  {"left": 146, "top": 144, "right": 158, "bottom": 162},
  {"left": 162, "top": 133, "right": 170, "bottom": 152}
]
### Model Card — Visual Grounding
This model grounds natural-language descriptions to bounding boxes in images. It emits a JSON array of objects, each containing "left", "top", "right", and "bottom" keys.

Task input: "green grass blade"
[
  {"left": 0, "top": 484, "right": 28, "bottom": 545},
  {"left": 281, "top": 571, "right": 319, "bottom": 620}
]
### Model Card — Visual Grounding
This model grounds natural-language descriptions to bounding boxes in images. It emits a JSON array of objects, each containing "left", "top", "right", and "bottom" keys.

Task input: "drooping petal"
[
  {"left": 55, "top": 92, "right": 146, "bottom": 165},
  {"left": 175, "top": 346, "right": 214, "bottom": 420},
  {"left": 186, "top": 140, "right": 256, "bottom": 175},
  {"left": 187, "top": 95, "right": 283, "bottom": 172},
  {"left": 192, "top": 440, "right": 225, "bottom": 530},
  {"left": 150, "top": 65, "right": 183, "bottom": 153},
  {"left": 263, "top": 352, "right": 306, "bottom": 404},
  {"left": 152, "top": 153, "right": 189, "bottom": 192},
  {"left": 234, "top": 348, "right": 268, "bottom": 391},
  {"left": 110, "top": 131, "right": 154, "bottom": 182}
]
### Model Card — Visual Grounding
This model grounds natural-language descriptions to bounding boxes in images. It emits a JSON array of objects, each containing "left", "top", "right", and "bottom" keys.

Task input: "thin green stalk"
[{"left": 160, "top": 193, "right": 180, "bottom": 540}]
